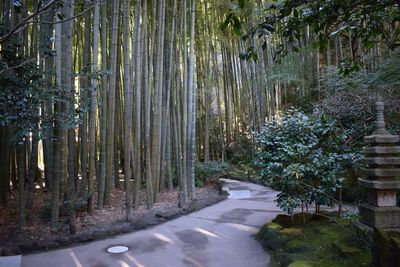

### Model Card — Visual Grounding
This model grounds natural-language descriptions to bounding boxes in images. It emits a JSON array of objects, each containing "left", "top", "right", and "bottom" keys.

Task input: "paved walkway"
[{"left": 21, "top": 179, "right": 282, "bottom": 267}]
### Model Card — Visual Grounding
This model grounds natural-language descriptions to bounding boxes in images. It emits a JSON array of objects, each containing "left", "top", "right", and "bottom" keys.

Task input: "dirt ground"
[{"left": 0, "top": 184, "right": 224, "bottom": 255}]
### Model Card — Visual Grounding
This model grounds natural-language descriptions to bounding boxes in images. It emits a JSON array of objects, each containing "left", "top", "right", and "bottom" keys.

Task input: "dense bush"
[
  {"left": 226, "top": 130, "right": 254, "bottom": 164},
  {"left": 319, "top": 54, "right": 400, "bottom": 147},
  {"left": 256, "top": 109, "right": 362, "bottom": 214},
  {"left": 318, "top": 90, "right": 400, "bottom": 149},
  {"left": 195, "top": 161, "right": 230, "bottom": 187}
]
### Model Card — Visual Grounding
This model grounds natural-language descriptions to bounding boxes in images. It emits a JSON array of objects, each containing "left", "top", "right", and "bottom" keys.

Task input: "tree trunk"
[
  {"left": 105, "top": 0, "right": 120, "bottom": 205},
  {"left": 88, "top": 0, "right": 100, "bottom": 214},
  {"left": 143, "top": 0, "right": 153, "bottom": 209},
  {"left": 187, "top": 0, "right": 196, "bottom": 200},
  {"left": 123, "top": 0, "right": 132, "bottom": 221},
  {"left": 133, "top": 0, "right": 142, "bottom": 210},
  {"left": 98, "top": 0, "right": 108, "bottom": 210},
  {"left": 17, "top": 143, "right": 26, "bottom": 227}
]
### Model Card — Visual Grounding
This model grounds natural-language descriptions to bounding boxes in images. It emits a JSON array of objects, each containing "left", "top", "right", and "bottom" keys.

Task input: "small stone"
[
  {"left": 131, "top": 215, "right": 159, "bottom": 230},
  {"left": 157, "top": 217, "right": 166, "bottom": 223},
  {"left": 54, "top": 237, "right": 70, "bottom": 246},
  {"left": 36, "top": 240, "right": 59, "bottom": 250},
  {"left": 156, "top": 209, "right": 181, "bottom": 220},
  {"left": 121, "top": 223, "right": 131, "bottom": 233},
  {"left": 77, "top": 232, "right": 95, "bottom": 242},
  {"left": 19, "top": 240, "right": 36, "bottom": 253}
]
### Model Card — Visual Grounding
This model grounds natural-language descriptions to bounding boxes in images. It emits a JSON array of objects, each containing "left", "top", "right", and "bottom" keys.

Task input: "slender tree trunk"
[
  {"left": 151, "top": 0, "right": 166, "bottom": 202},
  {"left": 122, "top": 0, "right": 133, "bottom": 220},
  {"left": 105, "top": 0, "right": 120, "bottom": 204},
  {"left": 165, "top": 0, "right": 178, "bottom": 191},
  {"left": 98, "top": 0, "right": 108, "bottom": 210},
  {"left": 187, "top": 0, "right": 196, "bottom": 200},
  {"left": 143, "top": 0, "right": 153, "bottom": 209},
  {"left": 17, "top": 143, "right": 26, "bottom": 227},
  {"left": 65, "top": 0, "right": 76, "bottom": 234},
  {"left": 88, "top": 0, "right": 100, "bottom": 214},
  {"left": 133, "top": 0, "right": 142, "bottom": 210},
  {"left": 51, "top": 14, "right": 62, "bottom": 228},
  {"left": 80, "top": 0, "right": 91, "bottom": 194}
]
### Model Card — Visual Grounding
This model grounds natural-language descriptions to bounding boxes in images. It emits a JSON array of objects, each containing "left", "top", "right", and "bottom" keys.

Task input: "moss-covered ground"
[{"left": 256, "top": 213, "right": 371, "bottom": 267}]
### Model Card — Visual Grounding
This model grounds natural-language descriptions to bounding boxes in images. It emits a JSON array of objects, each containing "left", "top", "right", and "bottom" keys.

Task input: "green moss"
[
  {"left": 257, "top": 213, "right": 371, "bottom": 267},
  {"left": 333, "top": 241, "right": 363, "bottom": 257},
  {"left": 281, "top": 227, "right": 303, "bottom": 236},
  {"left": 287, "top": 261, "right": 314, "bottom": 267},
  {"left": 268, "top": 222, "right": 284, "bottom": 230},
  {"left": 286, "top": 240, "right": 306, "bottom": 253}
]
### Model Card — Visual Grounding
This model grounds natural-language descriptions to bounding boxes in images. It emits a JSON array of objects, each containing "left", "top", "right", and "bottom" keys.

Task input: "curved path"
[{"left": 22, "top": 179, "right": 281, "bottom": 267}]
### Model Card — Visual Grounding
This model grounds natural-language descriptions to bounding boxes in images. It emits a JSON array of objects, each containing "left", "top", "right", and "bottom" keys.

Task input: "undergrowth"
[{"left": 256, "top": 213, "right": 371, "bottom": 267}]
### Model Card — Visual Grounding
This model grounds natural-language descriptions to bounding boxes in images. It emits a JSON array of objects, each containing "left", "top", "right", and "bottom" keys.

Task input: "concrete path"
[
  {"left": 0, "top": 256, "right": 21, "bottom": 267},
  {"left": 21, "top": 179, "right": 282, "bottom": 267}
]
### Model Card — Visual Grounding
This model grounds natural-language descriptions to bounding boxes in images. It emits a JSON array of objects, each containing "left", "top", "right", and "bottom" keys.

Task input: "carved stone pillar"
[{"left": 358, "top": 102, "right": 400, "bottom": 229}]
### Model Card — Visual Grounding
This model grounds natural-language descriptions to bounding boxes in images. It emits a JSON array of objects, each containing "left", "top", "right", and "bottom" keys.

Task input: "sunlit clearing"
[
  {"left": 194, "top": 227, "right": 219, "bottom": 238},
  {"left": 153, "top": 233, "right": 174, "bottom": 244},
  {"left": 69, "top": 250, "right": 83, "bottom": 267}
]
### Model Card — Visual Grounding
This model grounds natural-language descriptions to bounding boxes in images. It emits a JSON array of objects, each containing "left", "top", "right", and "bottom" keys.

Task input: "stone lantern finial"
[{"left": 374, "top": 101, "right": 388, "bottom": 135}]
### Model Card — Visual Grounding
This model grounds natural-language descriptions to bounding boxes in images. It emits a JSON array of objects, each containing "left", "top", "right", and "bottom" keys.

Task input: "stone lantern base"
[{"left": 359, "top": 204, "right": 400, "bottom": 230}]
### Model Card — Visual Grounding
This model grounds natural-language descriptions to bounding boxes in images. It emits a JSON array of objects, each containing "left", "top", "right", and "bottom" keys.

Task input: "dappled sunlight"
[
  {"left": 194, "top": 227, "right": 220, "bottom": 238},
  {"left": 153, "top": 233, "right": 174, "bottom": 244},
  {"left": 228, "top": 223, "right": 258, "bottom": 233},
  {"left": 124, "top": 254, "right": 146, "bottom": 267},
  {"left": 68, "top": 250, "right": 83, "bottom": 267}
]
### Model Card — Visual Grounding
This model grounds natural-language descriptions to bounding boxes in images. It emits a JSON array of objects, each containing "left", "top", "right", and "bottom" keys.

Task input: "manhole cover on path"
[{"left": 106, "top": 246, "right": 129, "bottom": 254}]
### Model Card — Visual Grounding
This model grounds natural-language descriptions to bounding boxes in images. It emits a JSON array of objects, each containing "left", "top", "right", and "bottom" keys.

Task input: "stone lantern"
[{"left": 358, "top": 101, "right": 400, "bottom": 229}]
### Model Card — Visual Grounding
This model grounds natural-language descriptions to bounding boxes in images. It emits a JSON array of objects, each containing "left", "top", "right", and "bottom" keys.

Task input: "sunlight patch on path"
[{"left": 223, "top": 187, "right": 252, "bottom": 199}]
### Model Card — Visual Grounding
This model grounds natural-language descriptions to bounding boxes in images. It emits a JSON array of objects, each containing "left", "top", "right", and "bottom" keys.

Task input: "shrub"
[
  {"left": 255, "top": 108, "right": 362, "bottom": 214},
  {"left": 195, "top": 161, "right": 230, "bottom": 187},
  {"left": 226, "top": 130, "right": 254, "bottom": 164}
]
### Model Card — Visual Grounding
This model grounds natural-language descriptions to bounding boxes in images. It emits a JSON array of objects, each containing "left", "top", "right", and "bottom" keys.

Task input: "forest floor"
[{"left": 0, "top": 182, "right": 225, "bottom": 256}]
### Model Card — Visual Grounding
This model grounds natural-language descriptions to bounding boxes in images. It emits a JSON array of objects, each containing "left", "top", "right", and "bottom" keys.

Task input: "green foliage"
[
  {"left": 226, "top": 130, "right": 254, "bottom": 164},
  {"left": 195, "top": 161, "right": 230, "bottom": 186},
  {"left": 285, "top": 1, "right": 399, "bottom": 51},
  {"left": 0, "top": 37, "right": 97, "bottom": 143},
  {"left": 240, "top": 0, "right": 400, "bottom": 73},
  {"left": 0, "top": 42, "right": 47, "bottom": 142},
  {"left": 255, "top": 109, "right": 362, "bottom": 214},
  {"left": 323, "top": 52, "right": 400, "bottom": 94},
  {"left": 256, "top": 213, "right": 371, "bottom": 267},
  {"left": 319, "top": 91, "right": 400, "bottom": 149}
]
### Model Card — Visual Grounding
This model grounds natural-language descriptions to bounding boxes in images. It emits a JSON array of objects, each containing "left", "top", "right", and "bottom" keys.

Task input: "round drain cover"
[{"left": 107, "top": 245, "right": 129, "bottom": 254}]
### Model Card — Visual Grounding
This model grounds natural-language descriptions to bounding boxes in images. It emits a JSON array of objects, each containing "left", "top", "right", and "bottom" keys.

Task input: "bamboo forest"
[{"left": 1, "top": 1, "right": 400, "bottom": 267}]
